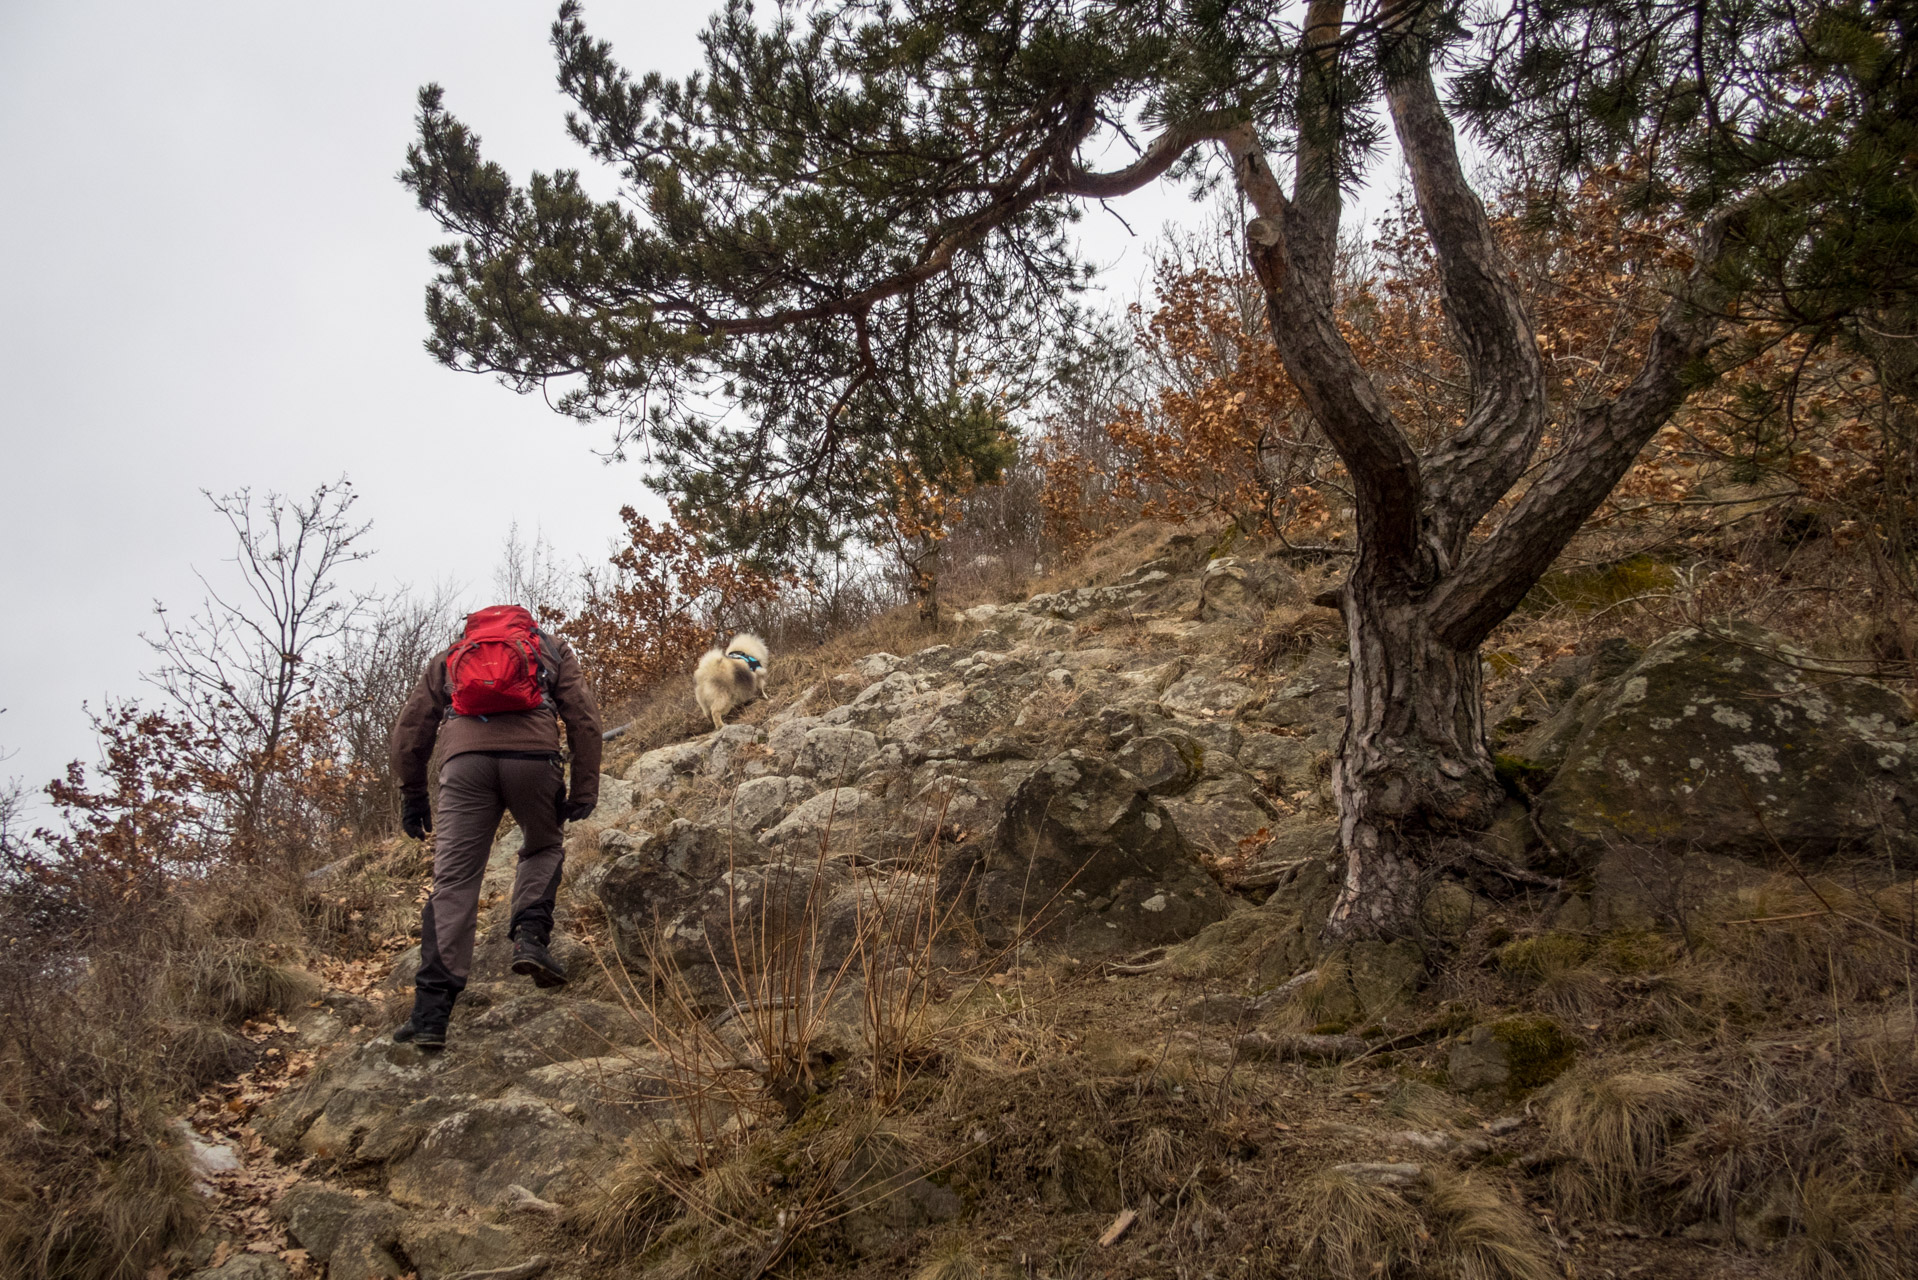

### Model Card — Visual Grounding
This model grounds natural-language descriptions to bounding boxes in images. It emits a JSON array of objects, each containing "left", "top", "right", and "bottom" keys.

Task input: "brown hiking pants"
[{"left": 415, "top": 751, "right": 566, "bottom": 1000}]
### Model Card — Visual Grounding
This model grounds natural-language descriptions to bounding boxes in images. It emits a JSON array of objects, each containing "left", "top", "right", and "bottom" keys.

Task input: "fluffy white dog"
[{"left": 693, "top": 633, "right": 769, "bottom": 732}]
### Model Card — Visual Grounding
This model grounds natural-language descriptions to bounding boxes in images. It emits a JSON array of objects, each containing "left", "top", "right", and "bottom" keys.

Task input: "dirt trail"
[{"left": 174, "top": 953, "right": 402, "bottom": 1277}]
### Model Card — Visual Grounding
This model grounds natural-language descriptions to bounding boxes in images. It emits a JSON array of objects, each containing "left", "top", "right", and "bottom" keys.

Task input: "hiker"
[{"left": 388, "top": 604, "right": 602, "bottom": 1049}]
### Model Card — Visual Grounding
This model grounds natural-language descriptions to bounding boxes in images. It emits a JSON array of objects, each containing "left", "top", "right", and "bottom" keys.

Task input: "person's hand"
[
  {"left": 563, "top": 798, "right": 597, "bottom": 823},
  {"left": 401, "top": 792, "right": 433, "bottom": 840}
]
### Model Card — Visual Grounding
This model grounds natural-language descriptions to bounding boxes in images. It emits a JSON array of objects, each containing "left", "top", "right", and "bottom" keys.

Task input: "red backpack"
[{"left": 446, "top": 605, "right": 555, "bottom": 717}]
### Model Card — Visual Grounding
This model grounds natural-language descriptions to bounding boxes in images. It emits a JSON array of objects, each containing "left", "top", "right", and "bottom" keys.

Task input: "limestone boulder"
[
  {"left": 791, "top": 726, "right": 881, "bottom": 781},
  {"left": 274, "top": 1182, "right": 364, "bottom": 1262},
  {"left": 1160, "top": 776, "right": 1276, "bottom": 865},
  {"left": 1236, "top": 731, "right": 1325, "bottom": 793},
  {"left": 1256, "top": 647, "right": 1348, "bottom": 731},
  {"left": 624, "top": 739, "right": 708, "bottom": 796},
  {"left": 1159, "top": 669, "right": 1261, "bottom": 718},
  {"left": 727, "top": 774, "right": 801, "bottom": 832},
  {"left": 1114, "top": 733, "right": 1206, "bottom": 796},
  {"left": 758, "top": 786, "right": 884, "bottom": 856},
  {"left": 397, "top": 1216, "right": 534, "bottom": 1280},
  {"left": 385, "top": 1096, "right": 616, "bottom": 1209},
  {"left": 1535, "top": 623, "right": 1918, "bottom": 864},
  {"left": 979, "top": 751, "right": 1230, "bottom": 956},
  {"left": 591, "top": 774, "right": 638, "bottom": 826},
  {"left": 704, "top": 723, "right": 768, "bottom": 779},
  {"left": 1198, "top": 555, "right": 1294, "bottom": 622},
  {"left": 317, "top": 1198, "right": 408, "bottom": 1279}
]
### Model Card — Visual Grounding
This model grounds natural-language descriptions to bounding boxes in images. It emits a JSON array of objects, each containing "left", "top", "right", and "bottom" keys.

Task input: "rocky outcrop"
[
  {"left": 248, "top": 535, "right": 1350, "bottom": 1262},
  {"left": 1529, "top": 623, "right": 1917, "bottom": 865}
]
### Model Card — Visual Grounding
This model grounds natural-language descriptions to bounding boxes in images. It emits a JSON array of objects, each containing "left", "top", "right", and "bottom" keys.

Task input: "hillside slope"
[{"left": 179, "top": 526, "right": 1918, "bottom": 1280}]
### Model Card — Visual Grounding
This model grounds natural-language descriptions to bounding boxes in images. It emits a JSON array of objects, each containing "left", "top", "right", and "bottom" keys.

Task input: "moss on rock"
[
  {"left": 1491, "top": 1015, "right": 1576, "bottom": 1092},
  {"left": 1448, "top": 1015, "right": 1576, "bottom": 1098}
]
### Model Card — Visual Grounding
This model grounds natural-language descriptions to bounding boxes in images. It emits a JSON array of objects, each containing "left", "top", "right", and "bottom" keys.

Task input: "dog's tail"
[{"left": 693, "top": 648, "right": 731, "bottom": 683}]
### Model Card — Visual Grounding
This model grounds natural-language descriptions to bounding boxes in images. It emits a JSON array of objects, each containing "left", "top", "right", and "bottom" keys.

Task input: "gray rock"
[
  {"left": 727, "top": 775, "right": 792, "bottom": 832},
  {"left": 1535, "top": 623, "right": 1918, "bottom": 865},
  {"left": 1114, "top": 733, "right": 1206, "bottom": 796},
  {"left": 1198, "top": 556, "right": 1293, "bottom": 622},
  {"left": 1163, "top": 856, "right": 1337, "bottom": 987},
  {"left": 326, "top": 1199, "right": 410, "bottom": 1280},
  {"left": 386, "top": 1097, "right": 615, "bottom": 1209},
  {"left": 1447, "top": 1017, "right": 1575, "bottom": 1097},
  {"left": 1160, "top": 671, "right": 1260, "bottom": 718},
  {"left": 766, "top": 714, "right": 821, "bottom": 770},
  {"left": 792, "top": 726, "right": 881, "bottom": 781},
  {"left": 624, "top": 740, "right": 707, "bottom": 795},
  {"left": 1258, "top": 817, "right": 1341, "bottom": 864},
  {"left": 1237, "top": 732, "right": 1320, "bottom": 789},
  {"left": 1160, "top": 777, "right": 1275, "bottom": 864},
  {"left": 979, "top": 751, "right": 1229, "bottom": 956},
  {"left": 759, "top": 786, "right": 880, "bottom": 855},
  {"left": 274, "top": 1182, "right": 363, "bottom": 1261},
  {"left": 397, "top": 1217, "right": 530, "bottom": 1280},
  {"left": 704, "top": 723, "right": 766, "bottom": 778},
  {"left": 1258, "top": 648, "right": 1349, "bottom": 730},
  {"left": 187, "top": 1258, "right": 289, "bottom": 1280},
  {"left": 591, "top": 775, "right": 637, "bottom": 826}
]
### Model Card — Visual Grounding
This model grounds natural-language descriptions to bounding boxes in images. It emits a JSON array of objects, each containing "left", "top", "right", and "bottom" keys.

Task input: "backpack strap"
[{"left": 533, "top": 629, "right": 563, "bottom": 701}]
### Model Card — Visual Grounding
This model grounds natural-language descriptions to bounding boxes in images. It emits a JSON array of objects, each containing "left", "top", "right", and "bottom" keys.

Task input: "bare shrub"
[
  {"left": 142, "top": 479, "right": 372, "bottom": 875},
  {"left": 0, "top": 724, "right": 315, "bottom": 1280},
  {"left": 320, "top": 584, "right": 459, "bottom": 839},
  {"left": 563, "top": 506, "right": 785, "bottom": 709}
]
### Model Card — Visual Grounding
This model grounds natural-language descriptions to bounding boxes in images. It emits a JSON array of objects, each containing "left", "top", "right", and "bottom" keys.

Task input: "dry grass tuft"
[
  {"left": 1780, "top": 1169, "right": 1916, "bottom": 1280},
  {"left": 1290, "top": 1168, "right": 1425, "bottom": 1279},
  {"left": 179, "top": 954, "right": 318, "bottom": 1022},
  {"left": 1694, "top": 873, "right": 1918, "bottom": 1009},
  {"left": 0, "top": 1128, "right": 199, "bottom": 1280},
  {"left": 1124, "top": 1125, "right": 1189, "bottom": 1195},
  {"left": 1422, "top": 1169, "right": 1559, "bottom": 1280},
  {"left": 911, "top": 1238, "right": 995, "bottom": 1280},
  {"left": 1543, "top": 1066, "right": 1703, "bottom": 1218},
  {"left": 576, "top": 1136, "right": 690, "bottom": 1255},
  {"left": 1383, "top": 1080, "right": 1468, "bottom": 1133}
]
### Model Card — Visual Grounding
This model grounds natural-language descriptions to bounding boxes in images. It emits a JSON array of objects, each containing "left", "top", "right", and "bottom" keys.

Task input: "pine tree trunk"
[
  {"left": 1325, "top": 569, "right": 1503, "bottom": 940},
  {"left": 920, "top": 537, "right": 942, "bottom": 628}
]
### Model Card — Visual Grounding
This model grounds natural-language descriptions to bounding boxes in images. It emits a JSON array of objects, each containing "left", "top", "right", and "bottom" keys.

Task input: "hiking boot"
[
  {"left": 511, "top": 937, "right": 568, "bottom": 989},
  {"left": 393, "top": 989, "right": 454, "bottom": 1051},
  {"left": 392, "top": 1015, "right": 447, "bottom": 1050}
]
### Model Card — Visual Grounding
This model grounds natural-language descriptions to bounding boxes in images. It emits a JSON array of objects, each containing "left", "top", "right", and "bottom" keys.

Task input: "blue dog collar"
[{"left": 728, "top": 651, "right": 762, "bottom": 670}]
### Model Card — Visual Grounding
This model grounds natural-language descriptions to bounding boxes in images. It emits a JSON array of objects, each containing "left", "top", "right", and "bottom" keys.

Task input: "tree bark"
[
  {"left": 1328, "top": 572, "right": 1502, "bottom": 940},
  {"left": 1222, "top": 8, "right": 1740, "bottom": 941}
]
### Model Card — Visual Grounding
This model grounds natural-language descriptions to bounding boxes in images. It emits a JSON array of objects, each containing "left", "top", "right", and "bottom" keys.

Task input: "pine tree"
[{"left": 403, "top": 0, "right": 1915, "bottom": 942}]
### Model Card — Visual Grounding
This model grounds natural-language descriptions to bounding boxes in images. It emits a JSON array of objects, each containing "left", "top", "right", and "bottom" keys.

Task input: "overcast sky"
[{"left": 0, "top": 1, "right": 1230, "bottom": 802}]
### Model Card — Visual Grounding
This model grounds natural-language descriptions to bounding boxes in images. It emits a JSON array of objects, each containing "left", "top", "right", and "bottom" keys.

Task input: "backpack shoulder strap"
[{"left": 532, "top": 629, "right": 563, "bottom": 698}]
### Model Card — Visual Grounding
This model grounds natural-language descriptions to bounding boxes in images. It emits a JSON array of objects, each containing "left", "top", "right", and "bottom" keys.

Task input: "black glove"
[
  {"left": 562, "top": 798, "right": 597, "bottom": 823},
  {"left": 400, "top": 792, "right": 432, "bottom": 840}
]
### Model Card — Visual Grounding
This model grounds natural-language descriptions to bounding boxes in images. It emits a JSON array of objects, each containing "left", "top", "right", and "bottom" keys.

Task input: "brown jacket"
[{"left": 390, "top": 631, "right": 602, "bottom": 807}]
